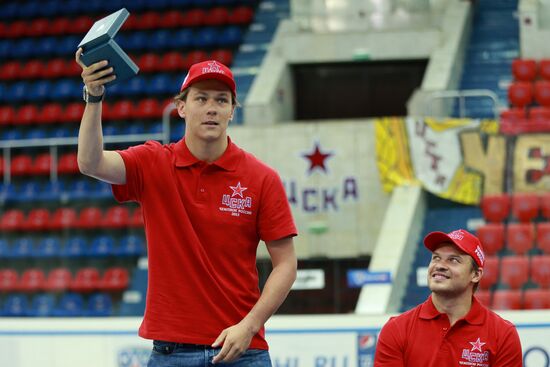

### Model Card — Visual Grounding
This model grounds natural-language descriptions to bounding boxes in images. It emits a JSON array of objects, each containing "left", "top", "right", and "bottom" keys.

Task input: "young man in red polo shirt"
[
  {"left": 75, "top": 49, "right": 298, "bottom": 366},
  {"left": 374, "top": 229, "right": 522, "bottom": 367}
]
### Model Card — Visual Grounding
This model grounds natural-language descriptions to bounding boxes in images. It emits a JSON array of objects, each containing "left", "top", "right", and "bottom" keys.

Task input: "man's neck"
[
  {"left": 431, "top": 292, "right": 473, "bottom": 326},
  {"left": 185, "top": 136, "right": 229, "bottom": 163}
]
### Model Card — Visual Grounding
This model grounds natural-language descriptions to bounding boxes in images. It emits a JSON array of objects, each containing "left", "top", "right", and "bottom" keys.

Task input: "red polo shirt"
[
  {"left": 374, "top": 295, "right": 522, "bottom": 367},
  {"left": 112, "top": 137, "right": 297, "bottom": 349}
]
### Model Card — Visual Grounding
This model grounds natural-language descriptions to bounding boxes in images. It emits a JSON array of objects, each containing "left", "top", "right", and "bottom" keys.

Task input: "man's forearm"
[{"left": 77, "top": 102, "right": 104, "bottom": 175}]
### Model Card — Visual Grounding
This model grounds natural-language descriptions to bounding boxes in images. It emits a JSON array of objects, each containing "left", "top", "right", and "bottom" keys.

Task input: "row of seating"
[
  {"left": 1, "top": 292, "right": 114, "bottom": 317},
  {"left": 477, "top": 288, "right": 550, "bottom": 310},
  {"left": 0, "top": 0, "right": 256, "bottom": 21},
  {"left": 0, "top": 26, "right": 244, "bottom": 60},
  {"left": 0, "top": 234, "right": 146, "bottom": 258},
  {"left": 0, "top": 7, "right": 254, "bottom": 39},
  {"left": 507, "top": 80, "right": 550, "bottom": 108},
  {"left": 480, "top": 192, "right": 550, "bottom": 222},
  {"left": 1, "top": 179, "right": 112, "bottom": 203},
  {"left": 480, "top": 255, "right": 550, "bottom": 289},
  {"left": 0, "top": 206, "right": 143, "bottom": 231},
  {"left": 0, "top": 152, "right": 78, "bottom": 176},
  {"left": 476, "top": 222, "right": 550, "bottom": 255},
  {"left": 511, "top": 58, "right": 550, "bottom": 82},
  {"left": 0, "top": 50, "right": 232, "bottom": 81},
  {"left": 0, "top": 267, "right": 129, "bottom": 293}
]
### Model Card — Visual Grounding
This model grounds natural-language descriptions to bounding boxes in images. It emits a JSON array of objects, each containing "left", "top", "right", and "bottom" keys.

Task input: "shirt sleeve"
[
  {"left": 111, "top": 141, "right": 161, "bottom": 203},
  {"left": 374, "top": 318, "right": 406, "bottom": 367},
  {"left": 258, "top": 171, "right": 297, "bottom": 242},
  {"left": 493, "top": 323, "right": 523, "bottom": 367}
]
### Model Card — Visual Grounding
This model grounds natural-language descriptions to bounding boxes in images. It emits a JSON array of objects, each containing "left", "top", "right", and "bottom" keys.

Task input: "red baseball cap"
[
  {"left": 180, "top": 60, "right": 236, "bottom": 96},
  {"left": 423, "top": 229, "right": 485, "bottom": 267}
]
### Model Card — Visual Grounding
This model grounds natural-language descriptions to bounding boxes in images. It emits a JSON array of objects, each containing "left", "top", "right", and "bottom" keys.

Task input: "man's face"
[
  {"left": 427, "top": 243, "right": 481, "bottom": 296},
  {"left": 177, "top": 79, "right": 234, "bottom": 143}
]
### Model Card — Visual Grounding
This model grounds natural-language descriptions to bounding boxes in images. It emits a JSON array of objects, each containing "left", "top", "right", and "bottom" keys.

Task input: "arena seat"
[
  {"left": 70, "top": 267, "right": 100, "bottom": 293},
  {"left": 500, "top": 256, "right": 529, "bottom": 289},
  {"left": 229, "top": 6, "right": 254, "bottom": 25},
  {"left": 138, "top": 11, "right": 162, "bottom": 30},
  {"left": 161, "top": 10, "right": 184, "bottom": 28},
  {"left": 205, "top": 7, "right": 229, "bottom": 26},
  {"left": 88, "top": 235, "right": 115, "bottom": 257},
  {"left": 27, "top": 18, "right": 50, "bottom": 37},
  {"left": 0, "top": 269, "right": 19, "bottom": 292},
  {"left": 540, "top": 59, "right": 550, "bottom": 80},
  {"left": 535, "top": 80, "right": 550, "bottom": 107},
  {"left": 117, "top": 234, "right": 146, "bottom": 257},
  {"left": 508, "top": 82, "right": 533, "bottom": 108},
  {"left": 184, "top": 50, "right": 209, "bottom": 69},
  {"left": 129, "top": 207, "right": 144, "bottom": 228},
  {"left": 44, "top": 267, "right": 72, "bottom": 292},
  {"left": 523, "top": 289, "right": 550, "bottom": 309},
  {"left": 2, "top": 294, "right": 28, "bottom": 316},
  {"left": 530, "top": 255, "right": 550, "bottom": 288},
  {"left": 0, "top": 209, "right": 25, "bottom": 231},
  {"left": 210, "top": 49, "right": 233, "bottom": 66},
  {"left": 0, "top": 61, "right": 21, "bottom": 80},
  {"left": 24, "top": 208, "right": 50, "bottom": 231},
  {"left": 60, "top": 236, "right": 87, "bottom": 258},
  {"left": 20, "top": 59, "right": 43, "bottom": 79},
  {"left": 160, "top": 51, "right": 186, "bottom": 71},
  {"left": 57, "top": 152, "right": 79, "bottom": 174},
  {"left": 135, "top": 98, "right": 163, "bottom": 119},
  {"left": 529, "top": 106, "right": 550, "bottom": 123},
  {"left": 0, "top": 106, "right": 16, "bottom": 125},
  {"left": 27, "top": 293, "right": 55, "bottom": 316},
  {"left": 506, "top": 223, "right": 535, "bottom": 255},
  {"left": 50, "top": 207, "right": 77, "bottom": 230},
  {"left": 15, "top": 104, "right": 38, "bottom": 125},
  {"left": 475, "top": 290, "right": 491, "bottom": 307},
  {"left": 110, "top": 100, "right": 134, "bottom": 120},
  {"left": 87, "top": 293, "right": 113, "bottom": 316},
  {"left": 476, "top": 223, "right": 505, "bottom": 256},
  {"left": 148, "top": 30, "right": 172, "bottom": 51},
  {"left": 10, "top": 237, "right": 35, "bottom": 258},
  {"left": 17, "top": 181, "right": 40, "bottom": 202},
  {"left": 100, "top": 267, "right": 129, "bottom": 292},
  {"left": 76, "top": 207, "right": 103, "bottom": 229},
  {"left": 54, "top": 292, "right": 84, "bottom": 316},
  {"left": 38, "top": 103, "right": 63, "bottom": 124},
  {"left": 102, "top": 206, "right": 130, "bottom": 229},
  {"left": 492, "top": 289, "right": 522, "bottom": 310},
  {"left": 480, "top": 194, "right": 510, "bottom": 222},
  {"left": 70, "top": 15, "right": 94, "bottom": 34},
  {"left": 17, "top": 268, "right": 46, "bottom": 292},
  {"left": 194, "top": 27, "right": 218, "bottom": 48},
  {"left": 171, "top": 28, "right": 194, "bottom": 49},
  {"left": 479, "top": 256, "right": 499, "bottom": 289},
  {"left": 31, "top": 153, "right": 51, "bottom": 175},
  {"left": 537, "top": 222, "right": 550, "bottom": 254},
  {"left": 36, "top": 237, "right": 61, "bottom": 258},
  {"left": 138, "top": 53, "right": 161, "bottom": 73},
  {"left": 181, "top": 9, "right": 206, "bottom": 27},
  {"left": 61, "top": 102, "right": 85, "bottom": 123}
]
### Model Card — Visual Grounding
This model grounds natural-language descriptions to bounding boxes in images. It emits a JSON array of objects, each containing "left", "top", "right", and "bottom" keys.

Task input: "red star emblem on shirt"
[
  {"left": 303, "top": 142, "right": 333, "bottom": 174},
  {"left": 229, "top": 182, "right": 247, "bottom": 198},
  {"left": 469, "top": 338, "right": 486, "bottom": 352}
]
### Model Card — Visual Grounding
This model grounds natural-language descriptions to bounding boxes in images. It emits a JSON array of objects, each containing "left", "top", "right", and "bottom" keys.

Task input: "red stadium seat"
[
  {"left": 0, "top": 106, "right": 16, "bottom": 126},
  {"left": 18, "top": 268, "right": 46, "bottom": 292},
  {"left": 31, "top": 153, "right": 51, "bottom": 175},
  {"left": 0, "top": 269, "right": 19, "bottom": 292},
  {"left": 0, "top": 61, "right": 21, "bottom": 80},
  {"left": 49, "top": 18, "right": 70, "bottom": 36},
  {"left": 500, "top": 256, "right": 529, "bottom": 289},
  {"left": 62, "top": 102, "right": 85, "bottom": 123},
  {"left": 475, "top": 290, "right": 491, "bottom": 307},
  {"left": 492, "top": 289, "right": 522, "bottom": 310},
  {"left": 210, "top": 49, "right": 233, "bottom": 66},
  {"left": 205, "top": 7, "right": 229, "bottom": 26},
  {"left": 135, "top": 98, "right": 163, "bottom": 119},
  {"left": 506, "top": 223, "right": 534, "bottom": 255},
  {"left": 512, "top": 59, "right": 537, "bottom": 81},
  {"left": 184, "top": 51, "right": 209, "bottom": 69},
  {"left": 162, "top": 10, "right": 184, "bottom": 28},
  {"left": 121, "top": 14, "right": 138, "bottom": 31},
  {"left": 70, "top": 267, "right": 100, "bottom": 293},
  {"left": 160, "top": 51, "right": 186, "bottom": 72},
  {"left": 100, "top": 267, "right": 129, "bottom": 292},
  {"left": 480, "top": 194, "right": 510, "bottom": 222},
  {"left": 537, "top": 222, "right": 550, "bottom": 254},
  {"left": 540, "top": 59, "right": 550, "bottom": 80},
  {"left": 528, "top": 106, "right": 550, "bottom": 123},
  {"left": 129, "top": 207, "right": 144, "bottom": 227},
  {"left": 110, "top": 100, "right": 134, "bottom": 120},
  {"left": 50, "top": 208, "right": 78, "bottom": 230},
  {"left": 19, "top": 60, "right": 43, "bottom": 79},
  {"left": 16, "top": 104, "right": 39, "bottom": 125},
  {"left": 44, "top": 267, "right": 72, "bottom": 292},
  {"left": 476, "top": 223, "right": 505, "bottom": 256},
  {"left": 38, "top": 103, "right": 63, "bottom": 124},
  {"left": 541, "top": 193, "right": 550, "bottom": 220},
  {"left": 479, "top": 256, "right": 499, "bottom": 289},
  {"left": 138, "top": 11, "right": 161, "bottom": 30},
  {"left": 43, "top": 58, "right": 67, "bottom": 79},
  {"left": 64, "top": 59, "right": 82, "bottom": 77},
  {"left": 511, "top": 192, "right": 539, "bottom": 222},
  {"left": 508, "top": 82, "right": 533, "bottom": 108},
  {"left": 0, "top": 157, "right": 4, "bottom": 175},
  {"left": 523, "top": 289, "right": 550, "bottom": 309},
  {"left": 27, "top": 18, "right": 50, "bottom": 37},
  {"left": 57, "top": 152, "right": 79, "bottom": 174},
  {"left": 138, "top": 53, "right": 161, "bottom": 73},
  {"left": 71, "top": 16, "right": 94, "bottom": 35},
  {"left": 5, "top": 20, "right": 26, "bottom": 38},
  {"left": 530, "top": 255, "right": 550, "bottom": 288},
  {"left": 102, "top": 206, "right": 130, "bottom": 229},
  {"left": 11, "top": 155, "right": 33, "bottom": 176},
  {"left": 0, "top": 209, "right": 25, "bottom": 231},
  {"left": 535, "top": 80, "right": 550, "bottom": 107},
  {"left": 24, "top": 208, "right": 50, "bottom": 231},
  {"left": 229, "top": 6, "right": 254, "bottom": 25},
  {"left": 181, "top": 9, "right": 206, "bottom": 27},
  {"left": 76, "top": 207, "right": 103, "bottom": 229}
]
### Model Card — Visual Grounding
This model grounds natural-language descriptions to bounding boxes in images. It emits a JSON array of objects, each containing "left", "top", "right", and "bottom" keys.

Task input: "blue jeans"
[{"left": 147, "top": 340, "right": 273, "bottom": 367}]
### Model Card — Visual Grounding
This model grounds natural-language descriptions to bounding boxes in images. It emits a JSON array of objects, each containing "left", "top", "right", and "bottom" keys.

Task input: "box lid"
[{"left": 77, "top": 8, "right": 129, "bottom": 50}]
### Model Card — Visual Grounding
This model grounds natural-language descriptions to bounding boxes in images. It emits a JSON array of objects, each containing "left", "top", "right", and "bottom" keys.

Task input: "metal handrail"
[{"left": 423, "top": 89, "right": 503, "bottom": 119}]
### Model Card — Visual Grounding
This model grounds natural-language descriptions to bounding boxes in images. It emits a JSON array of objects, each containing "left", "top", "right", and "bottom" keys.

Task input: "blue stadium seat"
[
  {"left": 171, "top": 124, "right": 185, "bottom": 142},
  {"left": 0, "top": 183, "right": 17, "bottom": 203},
  {"left": 148, "top": 30, "right": 172, "bottom": 51},
  {"left": 194, "top": 27, "right": 218, "bottom": 48},
  {"left": 0, "top": 83, "right": 5, "bottom": 103},
  {"left": 51, "top": 126, "right": 77, "bottom": 138},
  {"left": 36, "top": 237, "right": 61, "bottom": 258},
  {"left": 54, "top": 293, "right": 84, "bottom": 317},
  {"left": 95, "top": 182, "right": 112, "bottom": 199},
  {"left": 171, "top": 29, "right": 194, "bottom": 49},
  {"left": 88, "top": 235, "right": 115, "bottom": 257},
  {"left": 12, "top": 39, "right": 35, "bottom": 58},
  {"left": 62, "top": 0, "right": 82, "bottom": 15},
  {"left": 7, "top": 82, "right": 30, "bottom": 103},
  {"left": 2, "top": 294, "right": 28, "bottom": 317},
  {"left": 28, "top": 294, "right": 55, "bottom": 317},
  {"left": 56, "top": 36, "right": 80, "bottom": 56},
  {"left": 60, "top": 237, "right": 88, "bottom": 258},
  {"left": 0, "top": 3, "right": 18, "bottom": 20},
  {"left": 31, "top": 80, "right": 53, "bottom": 101},
  {"left": 40, "top": 181, "right": 64, "bottom": 201},
  {"left": 25, "top": 128, "right": 48, "bottom": 140},
  {"left": 148, "top": 122, "right": 163, "bottom": 134},
  {"left": 192, "top": 0, "right": 215, "bottom": 6},
  {"left": 117, "top": 235, "right": 146, "bottom": 257},
  {"left": 36, "top": 37, "right": 58, "bottom": 57},
  {"left": 123, "top": 123, "right": 145, "bottom": 135},
  {"left": 52, "top": 79, "right": 80, "bottom": 100},
  {"left": 103, "top": 125, "right": 121, "bottom": 136},
  {"left": 0, "top": 41, "right": 11, "bottom": 59},
  {"left": 38, "top": 0, "right": 61, "bottom": 17},
  {"left": 125, "top": 31, "right": 149, "bottom": 51},
  {"left": 10, "top": 238, "right": 35, "bottom": 259},
  {"left": 17, "top": 181, "right": 41, "bottom": 202},
  {"left": 148, "top": 74, "right": 173, "bottom": 95},
  {"left": 168, "top": 0, "right": 193, "bottom": 7},
  {"left": 219, "top": 26, "right": 243, "bottom": 46},
  {"left": 1, "top": 128, "right": 22, "bottom": 140},
  {"left": 124, "top": 76, "right": 148, "bottom": 96},
  {"left": 0, "top": 238, "right": 9, "bottom": 258},
  {"left": 67, "top": 178, "right": 91, "bottom": 200},
  {"left": 87, "top": 293, "right": 113, "bottom": 316}
]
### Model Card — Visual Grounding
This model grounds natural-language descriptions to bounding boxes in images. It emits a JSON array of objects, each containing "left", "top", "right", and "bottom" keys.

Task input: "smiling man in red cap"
[
  {"left": 75, "top": 51, "right": 298, "bottom": 366},
  {"left": 374, "top": 229, "right": 522, "bottom": 367}
]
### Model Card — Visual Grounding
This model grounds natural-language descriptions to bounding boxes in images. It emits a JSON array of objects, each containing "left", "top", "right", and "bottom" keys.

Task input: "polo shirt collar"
[
  {"left": 174, "top": 137, "right": 241, "bottom": 171},
  {"left": 419, "top": 295, "right": 486, "bottom": 325}
]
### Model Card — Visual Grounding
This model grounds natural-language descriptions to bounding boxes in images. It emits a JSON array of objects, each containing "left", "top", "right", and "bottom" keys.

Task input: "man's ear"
[
  {"left": 175, "top": 99, "right": 186, "bottom": 118},
  {"left": 472, "top": 267, "right": 483, "bottom": 284}
]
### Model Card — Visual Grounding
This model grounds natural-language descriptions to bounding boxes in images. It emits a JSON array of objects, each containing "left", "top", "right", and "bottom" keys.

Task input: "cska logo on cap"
[
  {"left": 448, "top": 230, "right": 465, "bottom": 241},
  {"left": 202, "top": 61, "right": 225, "bottom": 75}
]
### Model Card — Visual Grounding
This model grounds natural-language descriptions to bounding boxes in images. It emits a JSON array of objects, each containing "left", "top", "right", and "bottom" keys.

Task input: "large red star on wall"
[{"left": 302, "top": 142, "right": 333, "bottom": 174}]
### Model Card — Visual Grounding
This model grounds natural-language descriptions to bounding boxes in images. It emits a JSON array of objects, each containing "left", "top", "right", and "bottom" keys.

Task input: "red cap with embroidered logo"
[
  {"left": 180, "top": 60, "right": 236, "bottom": 96},
  {"left": 423, "top": 229, "right": 485, "bottom": 267}
]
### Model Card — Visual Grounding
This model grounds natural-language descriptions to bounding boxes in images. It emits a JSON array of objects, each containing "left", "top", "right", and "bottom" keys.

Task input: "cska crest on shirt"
[
  {"left": 220, "top": 182, "right": 253, "bottom": 217},
  {"left": 460, "top": 337, "right": 489, "bottom": 366}
]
